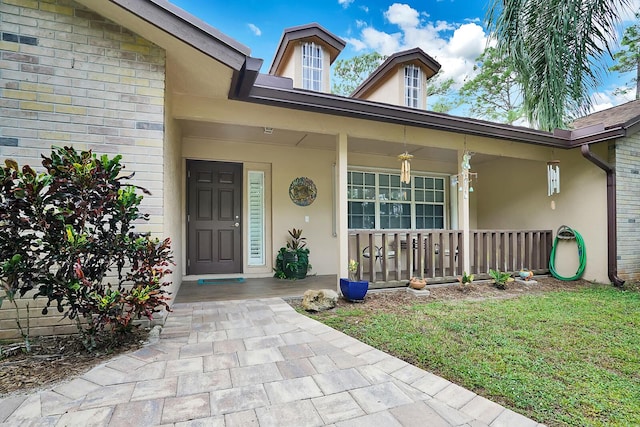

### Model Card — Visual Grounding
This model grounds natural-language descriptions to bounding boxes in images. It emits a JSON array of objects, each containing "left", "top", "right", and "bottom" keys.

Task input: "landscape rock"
[{"left": 302, "top": 289, "right": 338, "bottom": 312}]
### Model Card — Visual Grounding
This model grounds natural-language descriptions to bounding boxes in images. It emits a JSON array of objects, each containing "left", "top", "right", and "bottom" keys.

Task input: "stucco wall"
[
  {"left": 614, "top": 133, "right": 640, "bottom": 282},
  {"left": 475, "top": 144, "right": 609, "bottom": 283},
  {"left": 163, "top": 81, "right": 182, "bottom": 301},
  {"left": 0, "top": 0, "right": 166, "bottom": 338},
  {"left": 182, "top": 138, "right": 337, "bottom": 276},
  {"left": 360, "top": 67, "right": 401, "bottom": 105}
]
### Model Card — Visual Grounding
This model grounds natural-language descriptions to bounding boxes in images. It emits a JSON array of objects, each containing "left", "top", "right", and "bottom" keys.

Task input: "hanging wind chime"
[
  {"left": 547, "top": 159, "right": 560, "bottom": 210},
  {"left": 398, "top": 127, "right": 413, "bottom": 184},
  {"left": 451, "top": 151, "right": 476, "bottom": 199},
  {"left": 547, "top": 160, "right": 560, "bottom": 196},
  {"left": 398, "top": 151, "right": 413, "bottom": 184}
]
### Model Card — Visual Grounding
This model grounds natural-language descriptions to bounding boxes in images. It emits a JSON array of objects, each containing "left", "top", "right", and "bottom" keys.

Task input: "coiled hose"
[{"left": 549, "top": 226, "right": 586, "bottom": 281}]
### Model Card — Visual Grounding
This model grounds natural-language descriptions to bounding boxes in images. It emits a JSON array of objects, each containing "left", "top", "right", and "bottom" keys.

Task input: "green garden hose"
[{"left": 549, "top": 226, "right": 586, "bottom": 281}]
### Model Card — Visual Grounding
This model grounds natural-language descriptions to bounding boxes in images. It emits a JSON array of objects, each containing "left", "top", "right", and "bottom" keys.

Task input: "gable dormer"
[
  {"left": 269, "top": 23, "right": 345, "bottom": 93},
  {"left": 351, "top": 48, "right": 441, "bottom": 109}
]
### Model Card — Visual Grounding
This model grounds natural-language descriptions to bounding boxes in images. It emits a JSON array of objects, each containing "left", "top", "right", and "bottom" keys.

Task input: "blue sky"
[{"left": 170, "top": 0, "right": 639, "bottom": 112}]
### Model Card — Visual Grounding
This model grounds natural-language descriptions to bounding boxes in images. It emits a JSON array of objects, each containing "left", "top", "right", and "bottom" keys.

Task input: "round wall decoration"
[{"left": 289, "top": 176, "right": 317, "bottom": 206}]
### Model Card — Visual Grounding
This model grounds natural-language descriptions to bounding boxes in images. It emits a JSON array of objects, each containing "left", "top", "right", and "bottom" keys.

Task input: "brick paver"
[{"left": 0, "top": 298, "right": 546, "bottom": 426}]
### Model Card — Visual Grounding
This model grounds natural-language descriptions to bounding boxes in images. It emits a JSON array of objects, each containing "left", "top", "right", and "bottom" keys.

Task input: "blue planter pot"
[{"left": 340, "top": 278, "right": 369, "bottom": 302}]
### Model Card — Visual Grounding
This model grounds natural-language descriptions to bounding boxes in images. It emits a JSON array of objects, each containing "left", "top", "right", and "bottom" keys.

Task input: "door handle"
[{"left": 234, "top": 222, "right": 240, "bottom": 227}]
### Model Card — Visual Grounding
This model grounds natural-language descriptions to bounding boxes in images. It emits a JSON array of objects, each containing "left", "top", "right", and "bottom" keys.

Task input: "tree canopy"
[
  {"left": 426, "top": 71, "right": 459, "bottom": 113},
  {"left": 609, "top": 11, "right": 640, "bottom": 100},
  {"left": 487, "top": 0, "right": 632, "bottom": 131},
  {"left": 460, "top": 47, "right": 523, "bottom": 124},
  {"left": 331, "top": 52, "right": 385, "bottom": 96}
]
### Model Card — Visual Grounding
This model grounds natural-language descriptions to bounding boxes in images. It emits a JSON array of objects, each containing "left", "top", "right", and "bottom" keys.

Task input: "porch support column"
[
  {"left": 336, "top": 132, "right": 349, "bottom": 291},
  {"left": 458, "top": 150, "right": 471, "bottom": 274}
]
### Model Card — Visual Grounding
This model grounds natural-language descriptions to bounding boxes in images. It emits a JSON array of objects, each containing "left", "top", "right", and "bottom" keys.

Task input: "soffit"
[{"left": 179, "top": 120, "right": 486, "bottom": 165}]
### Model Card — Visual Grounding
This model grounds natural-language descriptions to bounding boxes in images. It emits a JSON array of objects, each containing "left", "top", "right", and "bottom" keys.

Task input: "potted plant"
[
  {"left": 340, "top": 259, "right": 369, "bottom": 302},
  {"left": 489, "top": 268, "right": 514, "bottom": 289},
  {"left": 274, "top": 228, "right": 311, "bottom": 280}
]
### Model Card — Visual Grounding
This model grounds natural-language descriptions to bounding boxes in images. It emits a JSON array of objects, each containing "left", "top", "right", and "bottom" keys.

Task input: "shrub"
[
  {"left": 458, "top": 271, "right": 475, "bottom": 285},
  {"left": 489, "top": 268, "right": 513, "bottom": 289},
  {"left": 0, "top": 146, "right": 172, "bottom": 350}
]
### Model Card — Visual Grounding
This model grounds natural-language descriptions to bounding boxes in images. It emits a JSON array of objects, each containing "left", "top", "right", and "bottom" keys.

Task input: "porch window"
[
  {"left": 348, "top": 170, "right": 445, "bottom": 230},
  {"left": 302, "top": 42, "right": 323, "bottom": 91},
  {"left": 404, "top": 64, "right": 422, "bottom": 108},
  {"left": 247, "top": 171, "right": 265, "bottom": 265}
]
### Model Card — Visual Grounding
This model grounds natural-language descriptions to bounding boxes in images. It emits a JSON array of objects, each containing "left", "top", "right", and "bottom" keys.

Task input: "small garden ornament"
[
  {"left": 409, "top": 276, "right": 427, "bottom": 290},
  {"left": 518, "top": 269, "right": 534, "bottom": 280}
]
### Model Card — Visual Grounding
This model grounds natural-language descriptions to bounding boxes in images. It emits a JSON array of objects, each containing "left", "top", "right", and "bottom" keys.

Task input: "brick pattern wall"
[
  {"left": 614, "top": 134, "right": 640, "bottom": 282},
  {"left": 0, "top": 0, "right": 166, "bottom": 339}
]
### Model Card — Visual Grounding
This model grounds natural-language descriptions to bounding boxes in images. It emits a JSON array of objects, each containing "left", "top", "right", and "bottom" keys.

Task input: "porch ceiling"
[{"left": 179, "top": 120, "right": 483, "bottom": 164}]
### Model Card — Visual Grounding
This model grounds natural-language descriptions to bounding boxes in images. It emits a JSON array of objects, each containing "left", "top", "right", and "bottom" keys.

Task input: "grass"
[{"left": 305, "top": 285, "right": 640, "bottom": 426}]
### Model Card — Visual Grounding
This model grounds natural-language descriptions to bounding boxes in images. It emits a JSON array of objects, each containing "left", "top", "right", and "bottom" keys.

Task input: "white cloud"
[
  {"left": 346, "top": 4, "right": 487, "bottom": 86},
  {"left": 360, "top": 27, "right": 402, "bottom": 54},
  {"left": 355, "top": 19, "right": 367, "bottom": 28},
  {"left": 446, "top": 23, "right": 485, "bottom": 58},
  {"left": 247, "top": 23, "right": 261, "bottom": 36},
  {"left": 344, "top": 37, "right": 369, "bottom": 51},
  {"left": 385, "top": 3, "right": 421, "bottom": 28},
  {"left": 339, "top": 0, "right": 355, "bottom": 8},
  {"left": 590, "top": 88, "right": 634, "bottom": 113},
  {"left": 360, "top": 5, "right": 369, "bottom": 13}
]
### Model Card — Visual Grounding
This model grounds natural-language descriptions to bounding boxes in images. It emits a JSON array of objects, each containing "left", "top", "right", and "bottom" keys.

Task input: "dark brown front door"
[{"left": 187, "top": 160, "right": 242, "bottom": 275}]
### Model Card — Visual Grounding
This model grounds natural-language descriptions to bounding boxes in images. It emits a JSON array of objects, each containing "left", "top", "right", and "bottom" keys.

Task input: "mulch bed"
[{"left": 0, "top": 329, "right": 148, "bottom": 397}]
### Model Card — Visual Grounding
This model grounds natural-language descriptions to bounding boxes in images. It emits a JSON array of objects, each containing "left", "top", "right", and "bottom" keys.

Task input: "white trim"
[
  {"left": 247, "top": 170, "right": 265, "bottom": 266},
  {"left": 404, "top": 64, "right": 422, "bottom": 109},
  {"left": 302, "top": 42, "right": 323, "bottom": 91},
  {"left": 347, "top": 168, "right": 447, "bottom": 230}
]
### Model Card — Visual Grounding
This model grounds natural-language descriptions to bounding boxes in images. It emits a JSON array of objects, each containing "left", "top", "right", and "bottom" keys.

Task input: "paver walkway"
[{"left": 0, "top": 298, "right": 544, "bottom": 426}]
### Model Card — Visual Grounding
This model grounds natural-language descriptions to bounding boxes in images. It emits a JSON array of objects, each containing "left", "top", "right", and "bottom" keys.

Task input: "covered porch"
[{"left": 169, "top": 90, "right": 609, "bottom": 289}]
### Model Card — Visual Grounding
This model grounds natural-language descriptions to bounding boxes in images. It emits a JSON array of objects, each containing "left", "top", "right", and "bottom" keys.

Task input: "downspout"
[{"left": 580, "top": 144, "right": 625, "bottom": 286}]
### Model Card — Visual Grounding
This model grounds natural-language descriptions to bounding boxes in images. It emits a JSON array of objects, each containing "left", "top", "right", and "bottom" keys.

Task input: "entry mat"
[{"left": 197, "top": 278, "right": 246, "bottom": 285}]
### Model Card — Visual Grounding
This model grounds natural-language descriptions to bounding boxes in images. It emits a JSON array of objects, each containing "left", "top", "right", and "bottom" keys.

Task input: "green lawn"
[{"left": 305, "top": 286, "right": 640, "bottom": 426}]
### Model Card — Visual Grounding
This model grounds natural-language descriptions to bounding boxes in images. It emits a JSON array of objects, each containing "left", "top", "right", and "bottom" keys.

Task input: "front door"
[{"left": 187, "top": 160, "right": 242, "bottom": 275}]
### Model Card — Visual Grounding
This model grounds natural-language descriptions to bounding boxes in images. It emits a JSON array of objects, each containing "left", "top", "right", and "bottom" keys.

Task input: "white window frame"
[
  {"left": 247, "top": 171, "right": 265, "bottom": 266},
  {"left": 302, "top": 42, "right": 323, "bottom": 91},
  {"left": 347, "top": 168, "right": 447, "bottom": 230},
  {"left": 404, "top": 64, "right": 422, "bottom": 108}
]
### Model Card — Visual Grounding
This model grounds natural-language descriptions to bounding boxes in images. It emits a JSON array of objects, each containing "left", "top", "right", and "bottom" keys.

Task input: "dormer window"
[
  {"left": 302, "top": 42, "right": 323, "bottom": 91},
  {"left": 404, "top": 64, "right": 422, "bottom": 108}
]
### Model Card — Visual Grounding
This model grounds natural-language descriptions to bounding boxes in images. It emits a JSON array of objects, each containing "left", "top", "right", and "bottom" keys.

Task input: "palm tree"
[{"left": 486, "top": 0, "right": 631, "bottom": 131}]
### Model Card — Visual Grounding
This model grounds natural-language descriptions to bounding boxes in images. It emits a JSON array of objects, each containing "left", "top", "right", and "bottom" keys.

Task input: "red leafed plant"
[{"left": 0, "top": 146, "right": 173, "bottom": 351}]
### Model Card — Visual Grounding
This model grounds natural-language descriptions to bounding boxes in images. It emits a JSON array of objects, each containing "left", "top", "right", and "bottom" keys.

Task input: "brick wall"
[
  {"left": 0, "top": 0, "right": 166, "bottom": 339},
  {"left": 614, "top": 134, "right": 640, "bottom": 282}
]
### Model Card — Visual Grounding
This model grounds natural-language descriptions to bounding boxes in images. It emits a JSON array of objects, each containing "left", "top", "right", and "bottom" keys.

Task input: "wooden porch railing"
[{"left": 348, "top": 229, "right": 553, "bottom": 285}]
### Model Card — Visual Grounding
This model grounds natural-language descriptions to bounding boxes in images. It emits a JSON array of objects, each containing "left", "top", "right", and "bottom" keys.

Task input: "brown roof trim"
[
  {"left": 108, "top": 0, "right": 250, "bottom": 70},
  {"left": 268, "top": 23, "right": 346, "bottom": 75},
  {"left": 247, "top": 83, "right": 571, "bottom": 147},
  {"left": 237, "top": 79, "right": 634, "bottom": 148},
  {"left": 351, "top": 48, "right": 441, "bottom": 98},
  {"left": 230, "top": 57, "right": 264, "bottom": 99}
]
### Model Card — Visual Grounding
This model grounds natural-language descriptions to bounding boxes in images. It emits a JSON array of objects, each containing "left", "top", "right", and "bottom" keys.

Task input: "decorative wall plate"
[{"left": 289, "top": 177, "right": 317, "bottom": 206}]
